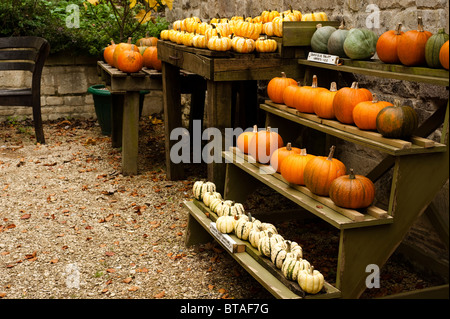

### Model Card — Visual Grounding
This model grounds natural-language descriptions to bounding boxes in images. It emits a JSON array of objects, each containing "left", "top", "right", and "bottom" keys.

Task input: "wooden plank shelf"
[
  {"left": 298, "top": 58, "right": 449, "bottom": 87},
  {"left": 184, "top": 199, "right": 341, "bottom": 299},
  {"left": 261, "top": 101, "right": 447, "bottom": 156},
  {"left": 222, "top": 148, "right": 393, "bottom": 230}
]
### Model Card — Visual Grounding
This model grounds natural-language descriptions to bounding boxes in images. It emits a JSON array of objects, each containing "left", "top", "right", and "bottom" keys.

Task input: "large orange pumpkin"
[
  {"left": 280, "top": 148, "right": 315, "bottom": 185},
  {"left": 293, "top": 75, "right": 327, "bottom": 114},
  {"left": 282, "top": 82, "right": 302, "bottom": 109},
  {"left": 103, "top": 40, "right": 116, "bottom": 66},
  {"left": 439, "top": 40, "right": 449, "bottom": 70},
  {"left": 376, "top": 23, "right": 404, "bottom": 64},
  {"left": 353, "top": 94, "right": 393, "bottom": 131},
  {"left": 117, "top": 45, "right": 144, "bottom": 73},
  {"left": 329, "top": 169, "right": 375, "bottom": 209},
  {"left": 303, "top": 145, "right": 346, "bottom": 196},
  {"left": 248, "top": 127, "right": 284, "bottom": 164},
  {"left": 313, "top": 82, "right": 338, "bottom": 119},
  {"left": 333, "top": 82, "right": 372, "bottom": 124},
  {"left": 397, "top": 17, "right": 432, "bottom": 66},
  {"left": 237, "top": 125, "right": 258, "bottom": 154},
  {"left": 267, "top": 72, "right": 298, "bottom": 104},
  {"left": 270, "top": 142, "right": 302, "bottom": 173},
  {"left": 113, "top": 37, "right": 139, "bottom": 68},
  {"left": 143, "top": 46, "right": 162, "bottom": 71}
]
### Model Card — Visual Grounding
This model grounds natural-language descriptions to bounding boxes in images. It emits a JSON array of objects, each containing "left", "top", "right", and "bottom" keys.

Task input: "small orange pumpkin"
[
  {"left": 117, "top": 44, "right": 144, "bottom": 73},
  {"left": 376, "top": 23, "right": 404, "bottom": 64},
  {"left": 333, "top": 82, "right": 373, "bottom": 125},
  {"left": 313, "top": 82, "right": 338, "bottom": 119},
  {"left": 294, "top": 75, "right": 327, "bottom": 114},
  {"left": 397, "top": 17, "right": 432, "bottom": 66},
  {"left": 439, "top": 40, "right": 449, "bottom": 70},
  {"left": 270, "top": 142, "right": 302, "bottom": 173},
  {"left": 353, "top": 94, "right": 393, "bottom": 131},
  {"left": 237, "top": 125, "right": 258, "bottom": 154},
  {"left": 248, "top": 127, "right": 284, "bottom": 164},
  {"left": 282, "top": 82, "right": 302, "bottom": 109},
  {"left": 113, "top": 37, "right": 139, "bottom": 68},
  {"left": 303, "top": 145, "right": 346, "bottom": 196},
  {"left": 329, "top": 169, "right": 375, "bottom": 209},
  {"left": 267, "top": 72, "right": 298, "bottom": 104},
  {"left": 103, "top": 40, "right": 116, "bottom": 66},
  {"left": 136, "top": 33, "right": 158, "bottom": 46},
  {"left": 280, "top": 148, "right": 316, "bottom": 185},
  {"left": 143, "top": 46, "right": 162, "bottom": 71}
]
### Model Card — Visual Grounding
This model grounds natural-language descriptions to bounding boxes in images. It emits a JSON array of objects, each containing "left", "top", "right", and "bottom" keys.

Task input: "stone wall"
[{"left": 0, "top": 53, "right": 163, "bottom": 122}]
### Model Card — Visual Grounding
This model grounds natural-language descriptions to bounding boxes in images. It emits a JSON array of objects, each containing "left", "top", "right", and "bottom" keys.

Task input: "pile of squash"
[
  {"left": 236, "top": 126, "right": 376, "bottom": 210},
  {"left": 310, "top": 16, "right": 449, "bottom": 70},
  {"left": 192, "top": 180, "right": 325, "bottom": 295},
  {"left": 159, "top": 9, "right": 328, "bottom": 53},
  {"left": 103, "top": 34, "right": 162, "bottom": 74},
  {"left": 267, "top": 72, "right": 419, "bottom": 140}
]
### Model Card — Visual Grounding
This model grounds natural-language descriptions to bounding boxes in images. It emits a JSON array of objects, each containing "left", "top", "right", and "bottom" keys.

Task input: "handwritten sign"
[{"left": 307, "top": 52, "right": 340, "bottom": 65}]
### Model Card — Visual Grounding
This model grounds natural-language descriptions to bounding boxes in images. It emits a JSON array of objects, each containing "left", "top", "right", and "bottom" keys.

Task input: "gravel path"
[{"left": 0, "top": 117, "right": 443, "bottom": 300}]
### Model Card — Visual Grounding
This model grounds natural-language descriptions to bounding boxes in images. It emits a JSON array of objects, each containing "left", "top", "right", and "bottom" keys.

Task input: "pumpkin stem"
[
  {"left": 339, "top": 19, "right": 346, "bottom": 30},
  {"left": 372, "top": 93, "right": 379, "bottom": 104},
  {"left": 393, "top": 99, "right": 402, "bottom": 107},
  {"left": 286, "top": 142, "right": 292, "bottom": 150},
  {"left": 349, "top": 168, "right": 356, "bottom": 179},
  {"left": 252, "top": 125, "right": 258, "bottom": 133},
  {"left": 329, "top": 82, "right": 337, "bottom": 92},
  {"left": 281, "top": 72, "right": 286, "bottom": 78},
  {"left": 127, "top": 37, "right": 132, "bottom": 44},
  {"left": 395, "top": 23, "right": 403, "bottom": 35},
  {"left": 300, "top": 148, "right": 307, "bottom": 156},
  {"left": 327, "top": 145, "right": 336, "bottom": 161},
  {"left": 311, "top": 75, "right": 318, "bottom": 88},
  {"left": 417, "top": 17, "right": 424, "bottom": 32},
  {"left": 316, "top": 23, "right": 323, "bottom": 29}
]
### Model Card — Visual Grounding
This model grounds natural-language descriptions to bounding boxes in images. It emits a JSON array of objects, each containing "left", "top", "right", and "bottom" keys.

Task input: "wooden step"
[{"left": 184, "top": 200, "right": 341, "bottom": 299}]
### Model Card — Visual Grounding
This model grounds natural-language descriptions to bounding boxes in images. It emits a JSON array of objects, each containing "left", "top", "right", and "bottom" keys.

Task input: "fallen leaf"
[
  {"left": 20, "top": 214, "right": 31, "bottom": 220},
  {"left": 128, "top": 286, "right": 139, "bottom": 292},
  {"left": 105, "top": 251, "right": 115, "bottom": 257},
  {"left": 123, "top": 277, "right": 132, "bottom": 284},
  {"left": 50, "top": 258, "right": 59, "bottom": 264},
  {"left": 154, "top": 290, "right": 165, "bottom": 298}
]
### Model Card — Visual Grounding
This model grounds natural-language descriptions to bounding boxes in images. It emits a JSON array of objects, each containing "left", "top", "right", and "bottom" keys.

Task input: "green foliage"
[{"left": 0, "top": 0, "right": 169, "bottom": 58}]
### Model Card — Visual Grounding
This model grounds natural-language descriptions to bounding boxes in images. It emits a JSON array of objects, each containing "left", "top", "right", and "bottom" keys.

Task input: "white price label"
[
  {"left": 209, "top": 222, "right": 237, "bottom": 253},
  {"left": 307, "top": 52, "right": 341, "bottom": 65}
]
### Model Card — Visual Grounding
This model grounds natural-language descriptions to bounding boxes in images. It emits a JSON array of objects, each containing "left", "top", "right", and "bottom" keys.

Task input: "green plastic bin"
[{"left": 87, "top": 85, "right": 149, "bottom": 136}]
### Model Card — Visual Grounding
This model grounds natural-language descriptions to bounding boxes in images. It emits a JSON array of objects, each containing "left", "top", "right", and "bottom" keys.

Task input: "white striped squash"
[
  {"left": 216, "top": 215, "right": 237, "bottom": 234},
  {"left": 271, "top": 240, "right": 303, "bottom": 269},
  {"left": 203, "top": 191, "right": 222, "bottom": 207},
  {"left": 248, "top": 227, "right": 270, "bottom": 248},
  {"left": 234, "top": 213, "right": 255, "bottom": 240},
  {"left": 257, "top": 231, "right": 284, "bottom": 258},
  {"left": 297, "top": 266, "right": 324, "bottom": 294},
  {"left": 281, "top": 255, "right": 311, "bottom": 281}
]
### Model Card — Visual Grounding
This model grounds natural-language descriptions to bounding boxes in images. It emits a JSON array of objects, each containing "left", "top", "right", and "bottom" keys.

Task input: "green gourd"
[
  {"left": 343, "top": 28, "right": 378, "bottom": 60},
  {"left": 327, "top": 20, "right": 349, "bottom": 57},
  {"left": 311, "top": 24, "right": 337, "bottom": 53},
  {"left": 425, "top": 28, "right": 449, "bottom": 68}
]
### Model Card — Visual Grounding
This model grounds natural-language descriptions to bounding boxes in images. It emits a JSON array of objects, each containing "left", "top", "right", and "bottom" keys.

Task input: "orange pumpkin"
[
  {"left": 248, "top": 127, "right": 284, "bottom": 164},
  {"left": 103, "top": 40, "right": 117, "bottom": 66},
  {"left": 353, "top": 94, "right": 393, "bottom": 131},
  {"left": 280, "top": 148, "right": 315, "bottom": 185},
  {"left": 439, "top": 40, "right": 449, "bottom": 70},
  {"left": 303, "top": 145, "right": 346, "bottom": 196},
  {"left": 113, "top": 37, "right": 139, "bottom": 68},
  {"left": 117, "top": 45, "right": 144, "bottom": 73},
  {"left": 292, "top": 75, "right": 327, "bottom": 114},
  {"left": 329, "top": 169, "right": 375, "bottom": 209},
  {"left": 143, "top": 46, "right": 162, "bottom": 71},
  {"left": 282, "top": 82, "right": 302, "bottom": 109},
  {"left": 270, "top": 142, "right": 302, "bottom": 173},
  {"left": 267, "top": 72, "right": 298, "bottom": 104},
  {"left": 333, "top": 82, "right": 373, "bottom": 124},
  {"left": 313, "top": 82, "right": 338, "bottom": 119},
  {"left": 376, "top": 23, "right": 404, "bottom": 64},
  {"left": 237, "top": 125, "right": 258, "bottom": 154},
  {"left": 136, "top": 33, "right": 158, "bottom": 46},
  {"left": 397, "top": 17, "right": 432, "bottom": 66}
]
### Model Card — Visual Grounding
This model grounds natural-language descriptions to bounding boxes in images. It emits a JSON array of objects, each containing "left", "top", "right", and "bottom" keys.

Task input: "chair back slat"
[
  {"left": 0, "top": 36, "right": 47, "bottom": 50},
  {"left": 0, "top": 61, "right": 35, "bottom": 72},
  {"left": 0, "top": 49, "right": 38, "bottom": 61}
]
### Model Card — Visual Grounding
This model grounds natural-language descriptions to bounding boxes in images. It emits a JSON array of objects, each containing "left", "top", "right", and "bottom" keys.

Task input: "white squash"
[
  {"left": 203, "top": 191, "right": 222, "bottom": 207},
  {"left": 271, "top": 240, "right": 303, "bottom": 269},
  {"left": 297, "top": 266, "right": 324, "bottom": 294},
  {"left": 252, "top": 220, "right": 278, "bottom": 234},
  {"left": 257, "top": 231, "right": 284, "bottom": 258},
  {"left": 234, "top": 213, "right": 256, "bottom": 240},
  {"left": 248, "top": 226, "right": 270, "bottom": 248},
  {"left": 216, "top": 215, "right": 237, "bottom": 234},
  {"left": 192, "top": 181, "right": 216, "bottom": 200},
  {"left": 217, "top": 202, "right": 245, "bottom": 217},
  {"left": 281, "top": 255, "right": 311, "bottom": 281}
]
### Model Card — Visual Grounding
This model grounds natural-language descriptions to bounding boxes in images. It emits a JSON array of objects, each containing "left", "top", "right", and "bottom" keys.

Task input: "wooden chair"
[{"left": 0, "top": 36, "right": 50, "bottom": 144}]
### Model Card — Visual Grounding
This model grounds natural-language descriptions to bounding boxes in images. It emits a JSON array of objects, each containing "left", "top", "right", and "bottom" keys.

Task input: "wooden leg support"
[{"left": 121, "top": 91, "right": 140, "bottom": 176}]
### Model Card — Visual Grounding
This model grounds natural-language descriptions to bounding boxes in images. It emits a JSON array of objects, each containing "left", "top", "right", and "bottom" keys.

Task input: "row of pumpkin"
[
  {"left": 159, "top": 10, "right": 328, "bottom": 53},
  {"left": 192, "top": 180, "right": 325, "bottom": 295},
  {"left": 268, "top": 73, "right": 418, "bottom": 140},
  {"left": 102, "top": 36, "right": 162, "bottom": 73},
  {"left": 311, "top": 17, "right": 449, "bottom": 69},
  {"left": 236, "top": 127, "right": 375, "bottom": 210}
]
